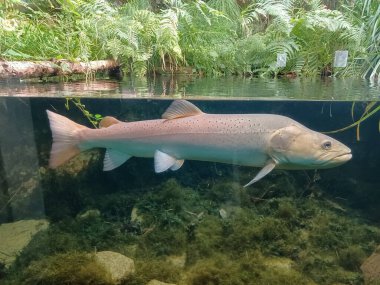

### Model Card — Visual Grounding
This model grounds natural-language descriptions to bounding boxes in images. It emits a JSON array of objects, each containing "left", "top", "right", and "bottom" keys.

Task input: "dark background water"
[{"left": 0, "top": 94, "right": 379, "bottom": 223}]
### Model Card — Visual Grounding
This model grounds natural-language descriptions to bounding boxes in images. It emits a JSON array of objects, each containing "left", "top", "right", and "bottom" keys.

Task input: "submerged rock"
[
  {"left": 95, "top": 251, "right": 135, "bottom": 283},
  {"left": 131, "top": 206, "right": 144, "bottom": 223},
  {"left": 146, "top": 280, "right": 176, "bottom": 285},
  {"left": 361, "top": 246, "right": 380, "bottom": 284},
  {"left": 77, "top": 209, "right": 101, "bottom": 220},
  {"left": 0, "top": 219, "right": 49, "bottom": 267},
  {"left": 219, "top": 208, "right": 228, "bottom": 219}
]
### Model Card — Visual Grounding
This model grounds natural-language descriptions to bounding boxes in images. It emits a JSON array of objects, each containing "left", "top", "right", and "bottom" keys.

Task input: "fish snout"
[{"left": 332, "top": 147, "right": 352, "bottom": 164}]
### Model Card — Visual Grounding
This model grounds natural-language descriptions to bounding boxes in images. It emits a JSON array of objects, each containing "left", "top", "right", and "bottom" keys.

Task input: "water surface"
[{"left": 1, "top": 77, "right": 379, "bottom": 101}]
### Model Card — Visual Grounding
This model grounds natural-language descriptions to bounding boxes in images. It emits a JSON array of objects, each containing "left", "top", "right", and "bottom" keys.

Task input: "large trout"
[{"left": 47, "top": 100, "right": 352, "bottom": 186}]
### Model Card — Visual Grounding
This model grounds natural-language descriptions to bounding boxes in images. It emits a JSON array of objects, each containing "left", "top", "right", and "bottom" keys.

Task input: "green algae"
[
  {"left": 16, "top": 252, "right": 112, "bottom": 285},
  {"left": 122, "top": 260, "right": 182, "bottom": 285},
  {"left": 338, "top": 245, "right": 367, "bottom": 271},
  {"left": 1, "top": 169, "right": 380, "bottom": 285},
  {"left": 183, "top": 253, "right": 313, "bottom": 285}
]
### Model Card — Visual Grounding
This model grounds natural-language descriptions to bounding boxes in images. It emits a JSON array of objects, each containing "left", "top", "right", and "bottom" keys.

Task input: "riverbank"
[{"left": 1, "top": 0, "right": 378, "bottom": 79}]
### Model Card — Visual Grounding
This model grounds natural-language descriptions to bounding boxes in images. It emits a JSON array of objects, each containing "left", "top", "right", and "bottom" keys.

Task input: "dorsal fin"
[
  {"left": 162, "top": 100, "right": 204, "bottom": 120},
  {"left": 99, "top": 116, "right": 123, "bottom": 128}
]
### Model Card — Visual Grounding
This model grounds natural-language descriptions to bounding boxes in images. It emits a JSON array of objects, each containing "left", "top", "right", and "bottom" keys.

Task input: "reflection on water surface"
[{"left": 0, "top": 76, "right": 379, "bottom": 101}]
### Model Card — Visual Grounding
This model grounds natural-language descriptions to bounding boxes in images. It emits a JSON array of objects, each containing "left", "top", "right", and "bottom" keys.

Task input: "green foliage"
[
  {"left": 338, "top": 245, "right": 366, "bottom": 271},
  {"left": 65, "top": 97, "right": 103, "bottom": 128},
  {"left": 336, "top": 0, "right": 379, "bottom": 80},
  {"left": 0, "top": 0, "right": 376, "bottom": 77},
  {"left": 207, "top": 182, "right": 250, "bottom": 206},
  {"left": 122, "top": 259, "right": 181, "bottom": 285},
  {"left": 184, "top": 253, "right": 312, "bottom": 285},
  {"left": 0, "top": 0, "right": 183, "bottom": 76},
  {"left": 291, "top": 7, "right": 363, "bottom": 76}
]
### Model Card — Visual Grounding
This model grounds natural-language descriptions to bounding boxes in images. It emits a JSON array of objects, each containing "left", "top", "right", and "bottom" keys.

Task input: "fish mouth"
[{"left": 332, "top": 151, "right": 352, "bottom": 163}]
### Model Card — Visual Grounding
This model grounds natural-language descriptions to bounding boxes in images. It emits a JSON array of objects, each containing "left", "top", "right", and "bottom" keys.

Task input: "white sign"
[
  {"left": 334, "top": 50, "right": 348, "bottom": 67},
  {"left": 276, "top": 53, "right": 287, "bottom": 68}
]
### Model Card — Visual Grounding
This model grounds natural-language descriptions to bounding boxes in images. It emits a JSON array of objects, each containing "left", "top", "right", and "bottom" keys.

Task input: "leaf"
[
  {"left": 3, "top": 49, "right": 33, "bottom": 59},
  {"left": 351, "top": 102, "right": 356, "bottom": 122}
]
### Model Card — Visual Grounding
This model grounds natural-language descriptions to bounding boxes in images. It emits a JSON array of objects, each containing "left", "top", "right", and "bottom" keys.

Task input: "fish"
[{"left": 46, "top": 100, "right": 352, "bottom": 186}]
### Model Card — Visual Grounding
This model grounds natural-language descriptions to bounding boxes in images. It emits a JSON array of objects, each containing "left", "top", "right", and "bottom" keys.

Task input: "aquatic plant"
[
  {"left": 0, "top": 262, "right": 5, "bottom": 280},
  {"left": 324, "top": 101, "right": 380, "bottom": 141},
  {"left": 65, "top": 97, "right": 103, "bottom": 128},
  {"left": 21, "top": 252, "right": 113, "bottom": 285},
  {"left": 338, "top": 245, "right": 366, "bottom": 271},
  {"left": 122, "top": 259, "right": 181, "bottom": 285},
  {"left": 184, "top": 253, "right": 312, "bottom": 285},
  {"left": 275, "top": 199, "right": 298, "bottom": 221},
  {"left": 206, "top": 181, "right": 250, "bottom": 206}
]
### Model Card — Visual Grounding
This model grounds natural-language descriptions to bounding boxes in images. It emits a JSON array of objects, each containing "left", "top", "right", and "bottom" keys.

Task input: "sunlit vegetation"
[{"left": 0, "top": 0, "right": 378, "bottom": 78}]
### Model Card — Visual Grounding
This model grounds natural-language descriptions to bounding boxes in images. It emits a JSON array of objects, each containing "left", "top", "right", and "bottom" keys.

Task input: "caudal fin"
[{"left": 46, "top": 110, "right": 89, "bottom": 168}]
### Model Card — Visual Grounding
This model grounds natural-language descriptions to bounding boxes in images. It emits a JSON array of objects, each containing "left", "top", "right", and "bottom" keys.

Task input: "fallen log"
[{"left": 0, "top": 59, "right": 119, "bottom": 79}]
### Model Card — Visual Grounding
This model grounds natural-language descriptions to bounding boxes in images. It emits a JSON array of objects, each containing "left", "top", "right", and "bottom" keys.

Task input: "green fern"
[
  {"left": 208, "top": 0, "right": 240, "bottom": 21},
  {"left": 240, "top": 0, "right": 292, "bottom": 37},
  {"left": 0, "top": 0, "right": 375, "bottom": 78}
]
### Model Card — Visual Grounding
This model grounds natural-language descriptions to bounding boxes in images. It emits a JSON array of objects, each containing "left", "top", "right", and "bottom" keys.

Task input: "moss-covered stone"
[
  {"left": 21, "top": 252, "right": 113, "bottom": 285},
  {"left": 0, "top": 219, "right": 49, "bottom": 268}
]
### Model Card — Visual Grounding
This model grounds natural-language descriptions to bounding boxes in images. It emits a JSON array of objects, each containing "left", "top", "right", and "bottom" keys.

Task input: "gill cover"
[
  {"left": 269, "top": 125, "right": 303, "bottom": 161},
  {"left": 244, "top": 125, "right": 305, "bottom": 187},
  {"left": 244, "top": 124, "right": 310, "bottom": 187},
  {"left": 267, "top": 123, "right": 326, "bottom": 168}
]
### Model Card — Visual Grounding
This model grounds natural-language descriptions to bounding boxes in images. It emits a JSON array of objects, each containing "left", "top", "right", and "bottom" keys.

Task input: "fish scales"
[{"left": 79, "top": 114, "right": 295, "bottom": 166}]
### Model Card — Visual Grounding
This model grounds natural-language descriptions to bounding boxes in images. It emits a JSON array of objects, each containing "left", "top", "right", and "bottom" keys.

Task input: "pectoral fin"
[
  {"left": 244, "top": 160, "right": 277, "bottom": 187},
  {"left": 103, "top": 149, "right": 131, "bottom": 171},
  {"left": 154, "top": 150, "right": 184, "bottom": 173}
]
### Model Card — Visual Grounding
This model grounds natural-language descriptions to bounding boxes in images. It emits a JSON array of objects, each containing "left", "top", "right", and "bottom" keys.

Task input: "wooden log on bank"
[{"left": 0, "top": 59, "right": 119, "bottom": 79}]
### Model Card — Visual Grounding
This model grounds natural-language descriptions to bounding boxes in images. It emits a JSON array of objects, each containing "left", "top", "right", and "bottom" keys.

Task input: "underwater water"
[{"left": 0, "top": 77, "right": 380, "bottom": 285}]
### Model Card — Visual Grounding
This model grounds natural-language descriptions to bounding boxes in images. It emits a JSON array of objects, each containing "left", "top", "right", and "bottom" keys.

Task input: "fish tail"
[{"left": 46, "top": 110, "right": 89, "bottom": 168}]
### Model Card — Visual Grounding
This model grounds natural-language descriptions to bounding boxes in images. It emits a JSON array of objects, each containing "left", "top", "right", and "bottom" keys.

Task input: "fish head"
[{"left": 268, "top": 124, "right": 352, "bottom": 169}]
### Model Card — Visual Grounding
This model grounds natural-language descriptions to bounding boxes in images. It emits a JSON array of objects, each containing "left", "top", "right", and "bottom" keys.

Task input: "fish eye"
[{"left": 322, "top": 141, "right": 332, "bottom": 150}]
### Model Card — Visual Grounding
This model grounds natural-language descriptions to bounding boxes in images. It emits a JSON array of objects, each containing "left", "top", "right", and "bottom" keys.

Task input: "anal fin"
[
  {"left": 103, "top": 149, "right": 131, "bottom": 171},
  {"left": 244, "top": 159, "right": 277, "bottom": 187}
]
